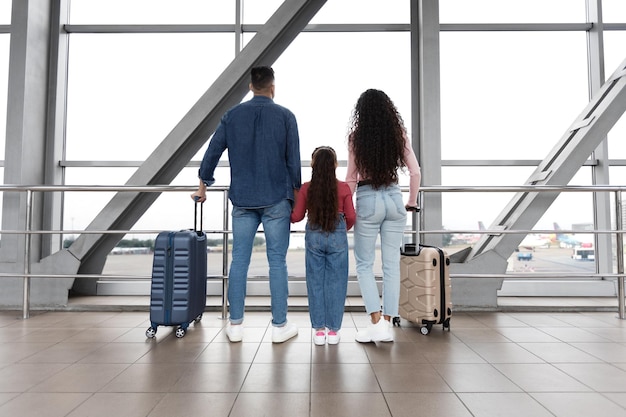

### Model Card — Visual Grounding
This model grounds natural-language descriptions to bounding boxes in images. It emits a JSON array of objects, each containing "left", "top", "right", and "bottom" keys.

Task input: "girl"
[{"left": 291, "top": 146, "right": 356, "bottom": 345}]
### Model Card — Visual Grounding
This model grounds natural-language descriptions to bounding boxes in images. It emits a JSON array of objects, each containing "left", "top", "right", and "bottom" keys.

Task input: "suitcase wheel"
[
  {"left": 392, "top": 317, "right": 401, "bottom": 327},
  {"left": 175, "top": 327, "right": 186, "bottom": 338},
  {"left": 145, "top": 326, "right": 157, "bottom": 339},
  {"left": 194, "top": 314, "right": 203, "bottom": 323},
  {"left": 443, "top": 317, "right": 451, "bottom": 331},
  {"left": 420, "top": 323, "right": 433, "bottom": 335}
]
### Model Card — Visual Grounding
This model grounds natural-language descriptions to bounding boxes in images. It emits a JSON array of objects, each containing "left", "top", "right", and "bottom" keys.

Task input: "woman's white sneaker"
[{"left": 355, "top": 319, "right": 393, "bottom": 343}]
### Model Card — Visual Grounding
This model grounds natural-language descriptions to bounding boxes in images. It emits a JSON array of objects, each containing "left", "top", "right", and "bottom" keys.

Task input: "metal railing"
[{"left": 0, "top": 184, "right": 624, "bottom": 320}]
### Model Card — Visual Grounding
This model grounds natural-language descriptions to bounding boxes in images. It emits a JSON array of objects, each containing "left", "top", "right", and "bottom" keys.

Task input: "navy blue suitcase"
[{"left": 145, "top": 202, "right": 207, "bottom": 338}]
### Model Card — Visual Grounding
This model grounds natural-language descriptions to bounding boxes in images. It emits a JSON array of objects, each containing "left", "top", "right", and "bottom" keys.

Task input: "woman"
[{"left": 346, "top": 89, "right": 421, "bottom": 343}]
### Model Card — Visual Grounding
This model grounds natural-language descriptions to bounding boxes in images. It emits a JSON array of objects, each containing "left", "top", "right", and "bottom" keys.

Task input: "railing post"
[
  {"left": 22, "top": 190, "right": 33, "bottom": 319},
  {"left": 616, "top": 191, "right": 625, "bottom": 319},
  {"left": 221, "top": 191, "right": 229, "bottom": 320}
]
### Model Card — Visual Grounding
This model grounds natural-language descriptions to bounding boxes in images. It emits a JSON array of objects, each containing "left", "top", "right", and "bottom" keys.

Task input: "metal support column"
[
  {"left": 586, "top": 0, "right": 613, "bottom": 279},
  {"left": 616, "top": 191, "right": 625, "bottom": 319},
  {"left": 221, "top": 193, "right": 230, "bottom": 320},
  {"left": 22, "top": 190, "right": 33, "bottom": 319},
  {"left": 411, "top": 0, "right": 443, "bottom": 247}
]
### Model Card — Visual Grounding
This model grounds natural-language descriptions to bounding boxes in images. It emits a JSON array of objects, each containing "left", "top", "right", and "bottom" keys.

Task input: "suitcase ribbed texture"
[
  {"left": 146, "top": 202, "right": 207, "bottom": 338},
  {"left": 398, "top": 244, "right": 452, "bottom": 334}
]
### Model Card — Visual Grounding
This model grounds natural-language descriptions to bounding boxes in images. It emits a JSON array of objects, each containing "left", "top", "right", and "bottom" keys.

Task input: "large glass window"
[
  {"left": 271, "top": 32, "right": 410, "bottom": 162},
  {"left": 0, "top": 35, "right": 8, "bottom": 159},
  {"left": 0, "top": 0, "right": 10, "bottom": 25},
  {"left": 242, "top": 0, "right": 408, "bottom": 24},
  {"left": 20, "top": 1, "right": 626, "bottom": 293},
  {"left": 69, "top": 0, "right": 234, "bottom": 24},
  {"left": 440, "top": 31, "right": 588, "bottom": 160},
  {"left": 441, "top": 167, "right": 594, "bottom": 231},
  {"left": 602, "top": 0, "right": 626, "bottom": 23},
  {"left": 66, "top": 33, "right": 234, "bottom": 160},
  {"left": 440, "top": 0, "right": 585, "bottom": 23},
  {"left": 604, "top": 32, "right": 626, "bottom": 159}
]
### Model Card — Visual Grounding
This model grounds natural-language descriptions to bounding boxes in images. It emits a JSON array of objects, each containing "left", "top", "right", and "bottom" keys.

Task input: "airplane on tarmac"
[
  {"left": 518, "top": 234, "right": 552, "bottom": 251},
  {"left": 553, "top": 222, "right": 587, "bottom": 248},
  {"left": 477, "top": 221, "right": 552, "bottom": 251},
  {"left": 449, "top": 222, "right": 484, "bottom": 245}
]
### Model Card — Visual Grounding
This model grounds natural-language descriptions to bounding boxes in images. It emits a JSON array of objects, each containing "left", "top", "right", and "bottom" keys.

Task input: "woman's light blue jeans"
[
  {"left": 353, "top": 184, "right": 407, "bottom": 317},
  {"left": 305, "top": 216, "right": 349, "bottom": 332},
  {"left": 228, "top": 199, "right": 291, "bottom": 326}
]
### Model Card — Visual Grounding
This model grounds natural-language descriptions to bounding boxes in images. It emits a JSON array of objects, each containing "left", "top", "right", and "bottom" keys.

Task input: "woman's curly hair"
[
  {"left": 348, "top": 89, "right": 407, "bottom": 188},
  {"left": 307, "top": 146, "right": 339, "bottom": 233}
]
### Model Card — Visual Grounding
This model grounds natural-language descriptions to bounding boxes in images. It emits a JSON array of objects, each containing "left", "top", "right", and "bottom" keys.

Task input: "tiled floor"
[{"left": 1, "top": 298, "right": 626, "bottom": 417}]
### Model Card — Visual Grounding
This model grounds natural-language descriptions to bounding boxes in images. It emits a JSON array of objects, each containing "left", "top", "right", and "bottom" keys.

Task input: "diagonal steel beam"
[
  {"left": 54, "top": 0, "right": 327, "bottom": 274},
  {"left": 466, "top": 56, "right": 626, "bottom": 264}
]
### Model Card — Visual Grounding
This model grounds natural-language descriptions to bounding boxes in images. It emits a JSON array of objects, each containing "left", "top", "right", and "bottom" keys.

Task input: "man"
[{"left": 192, "top": 66, "right": 301, "bottom": 343}]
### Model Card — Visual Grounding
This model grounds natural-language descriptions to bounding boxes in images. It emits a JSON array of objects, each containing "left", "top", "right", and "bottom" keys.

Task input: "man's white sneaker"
[
  {"left": 355, "top": 319, "right": 393, "bottom": 343},
  {"left": 272, "top": 322, "right": 298, "bottom": 343},
  {"left": 225, "top": 323, "right": 243, "bottom": 343}
]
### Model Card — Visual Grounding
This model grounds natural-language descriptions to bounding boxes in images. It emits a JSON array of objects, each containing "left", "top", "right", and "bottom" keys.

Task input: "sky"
[{"left": 1, "top": 0, "right": 626, "bottom": 238}]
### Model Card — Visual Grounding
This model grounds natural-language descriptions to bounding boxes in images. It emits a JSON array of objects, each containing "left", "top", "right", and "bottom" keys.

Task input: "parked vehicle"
[{"left": 572, "top": 247, "right": 595, "bottom": 261}]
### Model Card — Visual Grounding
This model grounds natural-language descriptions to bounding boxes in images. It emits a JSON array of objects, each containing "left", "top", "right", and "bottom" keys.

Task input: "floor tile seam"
[
  {"left": 599, "top": 392, "right": 626, "bottom": 411},
  {"left": 566, "top": 341, "right": 626, "bottom": 364},
  {"left": 233, "top": 338, "right": 265, "bottom": 398},
  {"left": 436, "top": 360, "right": 528, "bottom": 394},
  {"left": 448, "top": 391, "right": 486, "bottom": 416},
  {"left": 458, "top": 336, "right": 531, "bottom": 365},
  {"left": 387, "top": 361, "right": 457, "bottom": 395},
  {"left": 547, "top": 362, "right": 618, "bottom": 393},
  {"left": 140, "top": 361, "right": 198, "bottom": 396},
  {"left": 538, "top": 326, "right": 620, "bottom": 343},
  {"left": 360, "top": 353, "right": 388, "bottom": 397},
  {"left": 1, "top": 391, "right": 98, "bottom": 417},
  {"left": 515, "top": 392, "right": 562, "bottom": 417},
  {"left": 64, "top": 362, "right": 134, "bottom": 395},
  {"left": 355, "top": 366, "right": 393, "bottom": 416},
  {"left": 526, "top": 390, "right": 626, "bottom": 408},
  {"left": 16, "top": 360, "right": 77, "bottom": 395}
]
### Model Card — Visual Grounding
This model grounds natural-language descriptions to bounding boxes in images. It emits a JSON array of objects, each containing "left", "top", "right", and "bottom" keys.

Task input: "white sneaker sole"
[
  {"left": 327, "top": 336, "right": 340, "bottom": 345},
  {"left": 225, "top": 326, "right": 243, "bottom": 343},
  {"left": 272, "top": 326, "right": 298, "bottom": 343},
  {"left": 227, "top": 334, "right": 242, "bottom": 343},
  {"left": 371, "top": 334, "right": 393, "bottom": 342},
  {"left": 313, "top": 338, "right": 326, "bottom": 346}
]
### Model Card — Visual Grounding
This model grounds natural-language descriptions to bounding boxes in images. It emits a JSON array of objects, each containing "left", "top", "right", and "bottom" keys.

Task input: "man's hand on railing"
[{"left": 191, "top": 180, "right": 208, "bottom": 203}]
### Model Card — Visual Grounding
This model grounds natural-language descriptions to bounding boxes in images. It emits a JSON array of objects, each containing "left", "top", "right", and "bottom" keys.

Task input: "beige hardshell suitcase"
[{"left": 396, "top": 243, "right": 452, "bottom": 334}]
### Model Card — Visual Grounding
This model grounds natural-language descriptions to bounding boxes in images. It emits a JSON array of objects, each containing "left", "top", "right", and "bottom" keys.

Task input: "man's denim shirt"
[{"left": 198, "top": 95, "right": 302, "bottom": 209}]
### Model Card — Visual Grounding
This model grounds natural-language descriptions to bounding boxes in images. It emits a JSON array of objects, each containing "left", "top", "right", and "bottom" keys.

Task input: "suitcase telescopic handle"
[
  {"left": 193, "top": 197, "right": 203, "bottom": 232},
  {"left": 406, "top": 206, "right": 420, "bottom": 244}
]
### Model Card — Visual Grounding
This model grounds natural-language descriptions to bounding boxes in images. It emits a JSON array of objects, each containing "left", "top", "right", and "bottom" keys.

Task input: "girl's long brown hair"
[
  {"left": 348, "top": 89, "right": 407, "bottom": 188},
  {"left": 307, "top": 146, "right": 339, "bottom": 233}
]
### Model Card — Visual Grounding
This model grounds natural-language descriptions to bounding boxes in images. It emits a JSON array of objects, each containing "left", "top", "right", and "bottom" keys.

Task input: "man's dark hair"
[{"left": 251, "top": 66, "right": 275, "bottom": 90}]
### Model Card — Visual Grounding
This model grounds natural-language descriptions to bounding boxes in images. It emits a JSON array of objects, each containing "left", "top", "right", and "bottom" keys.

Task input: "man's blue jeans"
[
  {"left": 228, "top": 199, "right": 291, "bottom": 326},
  {"left": 353, "top": 184, "right": 407, "bottom": 318},
  {"left": 305, "top": 216, "right": 349, "bottom": 332}
]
